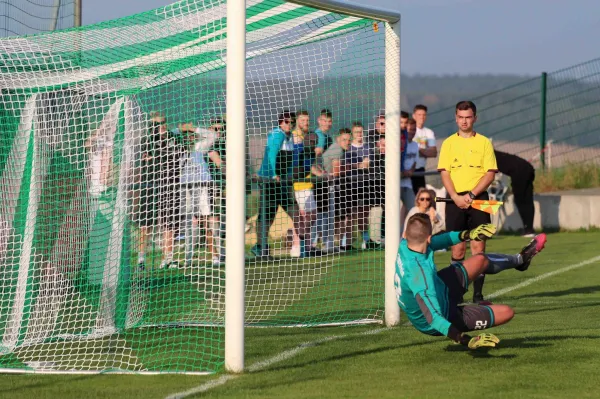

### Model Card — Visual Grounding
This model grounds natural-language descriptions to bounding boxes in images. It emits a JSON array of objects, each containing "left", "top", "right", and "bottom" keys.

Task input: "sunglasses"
[{"left": 418, "top": 197, "right": 431, "bottom": 202}]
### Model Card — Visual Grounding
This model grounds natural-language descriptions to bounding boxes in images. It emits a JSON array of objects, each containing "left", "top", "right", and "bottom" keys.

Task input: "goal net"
[
  {"left": 0, "top": 0, "right": 398, "bottom": 373},
  {"left": 1, "top": 0, "right": 76, "bottom": 37}
]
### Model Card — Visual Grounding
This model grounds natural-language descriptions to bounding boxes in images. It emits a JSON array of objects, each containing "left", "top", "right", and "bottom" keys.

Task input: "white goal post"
[{"left": 225, "top": 0, "right": 401, "bottom": 372}]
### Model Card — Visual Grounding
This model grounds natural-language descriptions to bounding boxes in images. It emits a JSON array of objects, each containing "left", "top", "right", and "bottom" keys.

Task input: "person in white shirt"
[
  {"left": 401, "top": 118, "right": 419, "bottom": 234},
  {"left": 411, "top": 104, "right": 437, "bottom": 194}
]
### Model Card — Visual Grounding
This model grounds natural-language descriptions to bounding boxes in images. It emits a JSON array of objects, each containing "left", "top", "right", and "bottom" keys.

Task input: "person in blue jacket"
[{"left": 252, "top": 110, "right": 300, "bottom": 259}]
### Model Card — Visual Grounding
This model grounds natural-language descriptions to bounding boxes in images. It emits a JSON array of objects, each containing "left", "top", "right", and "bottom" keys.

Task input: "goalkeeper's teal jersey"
[{"left": 394, "top": 232, "right": 462, "bottom": 336}]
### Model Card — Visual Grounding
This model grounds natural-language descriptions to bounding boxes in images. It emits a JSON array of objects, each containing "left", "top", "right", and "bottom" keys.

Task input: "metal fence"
[{"left": 426, "top": 57, "right": 600, "bottom": 171}]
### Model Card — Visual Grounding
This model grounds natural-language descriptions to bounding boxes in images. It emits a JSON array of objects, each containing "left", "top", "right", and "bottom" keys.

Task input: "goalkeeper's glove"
[
  {"left": 459, "top": 224, "right": 497, "bottom": 242},
  {"left": 466, "top": 333, "right": 500, "bottom": 350},
  {"left": 452, "top": 332, "right": 500, "bottom": 349}
]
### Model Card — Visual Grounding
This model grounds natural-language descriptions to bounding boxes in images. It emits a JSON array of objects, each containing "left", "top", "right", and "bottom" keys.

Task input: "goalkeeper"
[{"left": 395, "top": 213, "right": 546, "bottom": 349}]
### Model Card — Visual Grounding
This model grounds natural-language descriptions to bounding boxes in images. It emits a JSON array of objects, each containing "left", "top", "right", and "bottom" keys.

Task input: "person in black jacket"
[
  {"left": 136, "top": 117, "right": 186, "bottom": 270},
  {"left": 494, "top": 150, "right": 536, "bottom": 237}
]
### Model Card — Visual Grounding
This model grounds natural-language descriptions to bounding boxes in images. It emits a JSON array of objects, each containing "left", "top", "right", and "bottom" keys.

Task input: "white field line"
[
  {"left": 487, "top": 254, "right": 600, "bottom": 300},
  {"left": 166, "top": 254, "right": 600, "bottom": 398},
  {"left": 165, "top": 328, "right": 391, "bottom": 399}
]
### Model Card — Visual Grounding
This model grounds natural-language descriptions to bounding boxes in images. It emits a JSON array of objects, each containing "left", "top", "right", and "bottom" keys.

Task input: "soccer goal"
[{"left": 0, "top": 0, "right": 400, "bottom": 374}]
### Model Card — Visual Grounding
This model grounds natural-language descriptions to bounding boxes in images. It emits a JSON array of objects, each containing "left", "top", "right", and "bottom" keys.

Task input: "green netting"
[
  {"left": 0, "top": 0, "right": 392, "bottom": 374},
  {"left": 426, "top": 58, "right": 600, "bottom": 170}
]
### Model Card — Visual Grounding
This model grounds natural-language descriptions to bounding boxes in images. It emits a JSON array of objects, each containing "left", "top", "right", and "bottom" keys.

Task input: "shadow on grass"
[
  {"left": 258, "top": 338, "right": 439, "bottom": 374},
  {"left": 446, "top": 334, "right": 600, "bottom": 358}
]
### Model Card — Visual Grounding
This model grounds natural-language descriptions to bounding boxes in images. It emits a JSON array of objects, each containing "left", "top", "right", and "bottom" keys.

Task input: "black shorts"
[
  {"left": 444, "top": 191, "right": 491, "bottom": 232},
  {"left": 438, "top": 262, "right": 495, "bottom": 332},
  {"left": 261, "top": 181, "right": 297, "bottom": 214},
  {"left": 313, "top": 181, "right": 329, "bottom": 214}
]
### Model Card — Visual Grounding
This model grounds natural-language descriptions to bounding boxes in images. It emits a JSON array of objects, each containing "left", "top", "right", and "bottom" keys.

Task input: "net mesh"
[
  {"left": 0, "top": 0, "right": 392, "bottom": 373},
  {"left": 0, "top": 0, "right": 76, "bottom": 37}
]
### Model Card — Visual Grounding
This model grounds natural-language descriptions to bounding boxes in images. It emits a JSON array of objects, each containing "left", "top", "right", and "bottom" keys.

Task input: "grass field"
[{"left": 2, "top": 231, "right": 600, "bottom": 398}]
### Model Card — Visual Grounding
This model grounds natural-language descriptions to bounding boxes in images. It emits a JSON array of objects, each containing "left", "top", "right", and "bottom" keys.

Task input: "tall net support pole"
[
  {"left": 225, "top": 0, "right": 247, "bottom": 373},
  {"left": 384, "top": 18, "right": 401, "bottom": 327}
]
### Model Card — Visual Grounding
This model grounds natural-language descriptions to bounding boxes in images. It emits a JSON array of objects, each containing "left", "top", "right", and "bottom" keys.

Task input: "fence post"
[{"left": 540, "top": 72, "right": 547, "bottom": 169}]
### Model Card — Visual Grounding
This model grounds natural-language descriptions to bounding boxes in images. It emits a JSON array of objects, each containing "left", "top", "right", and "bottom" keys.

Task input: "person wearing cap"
[
  {"left": 251, "top": 110, "right": 301, "bottom": 260},
  {"left": 136, "top": 114, "right": 187, "bottom": 270}
]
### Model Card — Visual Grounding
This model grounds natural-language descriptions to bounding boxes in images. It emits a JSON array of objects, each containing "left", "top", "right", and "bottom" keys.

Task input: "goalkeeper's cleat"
[
  {"left": 517, "top": 233, "right": 547, "bottom": 271},
  {"left": 468, "top": 333, "right": 500, "bottom": 350}
]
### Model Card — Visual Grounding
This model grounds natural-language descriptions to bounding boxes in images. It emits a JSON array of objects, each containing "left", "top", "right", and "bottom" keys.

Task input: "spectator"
[
  {"left": 343, "top": 121, "right": 377, "bottom": 250},
  {"left": 252, "top": 110, "right": 300, "bottom": 260},
  {"left": 205, "top": 118, "right": 228, "bottom": 264},
  {"left": 366, "top": 110, "right": 385, "bottom": 147},
  {"left": 322, "top": 128, "right": 352, "bottom": 251},
  {"left": 494, "top": 150, "right": 536, "bottom": 237},
  {"left": 411, "top": 104, "right": 437, "bottom": 194},
  {"left": 137, "top": 116, "right": 186, "bottom": 270},
  {"left": 85, "top": 111, "right": 115, "bottom": 196},
  {"left": 401, "top": 118, "right": 419, "bottom": 233},
  {"left": 437, "top": 100, "right": 497, "bottom": 303},
  {"left": 291, "top": 110, "right": 315, "bottom": 257},
  {"left": 181, "top": 124, "right": 221, "bottom": 267},
  {"left": 315, "top": 108, "right": 334, "bottom": 156},
  {"left": 400, "top": 110, "right": 409, "bottom": 175},
  {"left": 295, "top": 132, "right": 329, "bottom": 257},
  {"left": 311, "top": 109, "right": 334, "bottom": 249},
  {"left": 404, "top": 187, "right": 444, "bottom": 235},
  {"left": 369, "top": 135, "right": 386, "bottom": 245},
  {"left": 400, "top": 110, "right": 409, "bottom": 132}
]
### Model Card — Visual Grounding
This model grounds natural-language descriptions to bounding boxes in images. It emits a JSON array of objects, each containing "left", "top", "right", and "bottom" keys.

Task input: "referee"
[{"left": 437, "top": 101, "right": 498, "bottom": 303}]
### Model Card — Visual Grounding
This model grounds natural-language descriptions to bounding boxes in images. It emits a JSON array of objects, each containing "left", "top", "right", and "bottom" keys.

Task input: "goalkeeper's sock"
[
  {"left": 473, "top": 274, "right": 485, "bottom": 303},
  {"left": 484, "top": 253, "right": 523, "bottom": 274}
]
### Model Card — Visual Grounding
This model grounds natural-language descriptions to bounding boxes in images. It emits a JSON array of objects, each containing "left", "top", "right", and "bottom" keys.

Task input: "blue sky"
[{"left": 82, "top": 0, "right": 600, "bottom": 76}]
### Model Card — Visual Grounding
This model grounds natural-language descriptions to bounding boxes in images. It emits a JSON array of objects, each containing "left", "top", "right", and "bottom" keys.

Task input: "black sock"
[
  {"left": 485, "top": 253, "right": 523, "bottom": 274},
  {"left": 473, "top": 274, "right": 485, "bottom": 300}
]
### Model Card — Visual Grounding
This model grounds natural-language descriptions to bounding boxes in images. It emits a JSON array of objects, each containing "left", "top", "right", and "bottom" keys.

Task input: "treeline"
[{"left": 139, "top": 73, "right": 600, "bottom": 149}]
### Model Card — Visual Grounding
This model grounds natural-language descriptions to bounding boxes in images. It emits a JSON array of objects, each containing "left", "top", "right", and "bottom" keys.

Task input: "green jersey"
[{"left": 394, "top": 232, "right": 462, "bottom": 336}]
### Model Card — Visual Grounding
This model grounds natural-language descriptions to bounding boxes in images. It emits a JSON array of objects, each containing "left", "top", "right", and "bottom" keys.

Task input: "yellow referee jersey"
[{"left": 437, "top": 132, "right": 497, "bottom": 193}]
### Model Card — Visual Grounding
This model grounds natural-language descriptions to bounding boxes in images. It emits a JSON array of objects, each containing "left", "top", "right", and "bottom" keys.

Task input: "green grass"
[
  {"left": 2, "top": 231, "right": 600, "bottom": 398},
  {"left": 535, "top": 162, "right": 600, "bottom": 193}
]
